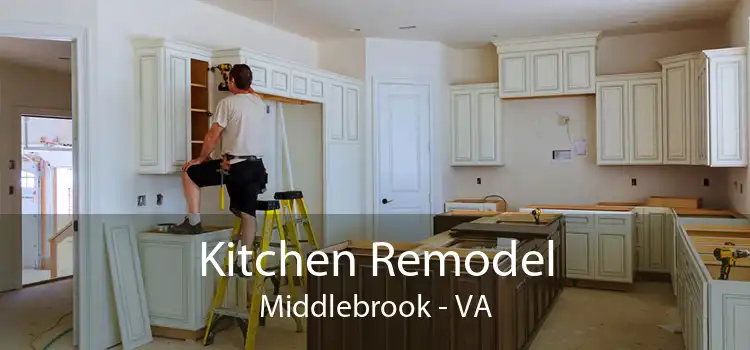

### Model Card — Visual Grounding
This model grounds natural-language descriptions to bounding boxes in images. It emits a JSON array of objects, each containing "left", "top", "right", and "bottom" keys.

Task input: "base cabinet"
[
  {"left": 137, "top": 228, "right": 234, "bottom": 331},
  {"left": 520, "top": 208, "right": 634, "bottom": 284}
]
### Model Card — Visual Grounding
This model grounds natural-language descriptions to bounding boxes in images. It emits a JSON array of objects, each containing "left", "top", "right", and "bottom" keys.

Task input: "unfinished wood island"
[{"left": 308, "top": 212, "right": 566, "bottom": 350}]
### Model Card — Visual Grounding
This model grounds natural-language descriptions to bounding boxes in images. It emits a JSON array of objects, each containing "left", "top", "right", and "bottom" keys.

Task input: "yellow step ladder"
[
  {"left": 275, "top": 190, "right": 320, "bottom": 286},
  {"left": 201, "top": 198, "right": 303, "bottom": 350}
]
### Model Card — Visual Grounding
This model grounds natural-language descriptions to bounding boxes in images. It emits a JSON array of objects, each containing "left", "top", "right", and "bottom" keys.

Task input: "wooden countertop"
[
  {"left": 523, "top": 204, "right": 743, "bottom": 217},
  {"left": 523, "top": 204, "right": 635, "bottom": 212}
]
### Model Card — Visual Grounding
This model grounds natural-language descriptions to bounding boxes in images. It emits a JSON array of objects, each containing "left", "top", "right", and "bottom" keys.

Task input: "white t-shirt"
[{"left": 210, "top": 93, "right": 266, "bottom": 160}]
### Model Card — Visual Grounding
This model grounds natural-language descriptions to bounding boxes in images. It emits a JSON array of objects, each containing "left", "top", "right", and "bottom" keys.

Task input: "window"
[{"left": 21, "top": 170, "right": 36, "bottom": 188}]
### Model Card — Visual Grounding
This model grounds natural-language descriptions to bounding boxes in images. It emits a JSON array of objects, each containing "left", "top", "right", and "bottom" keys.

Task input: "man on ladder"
[{"left": 172, "top": 63, "right": 267, "bottom": 272}]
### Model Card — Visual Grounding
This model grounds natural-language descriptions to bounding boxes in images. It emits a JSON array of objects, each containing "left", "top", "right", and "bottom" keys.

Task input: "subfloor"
[{"left": 1, "top": 280, "right": 682, "bottom": 349}]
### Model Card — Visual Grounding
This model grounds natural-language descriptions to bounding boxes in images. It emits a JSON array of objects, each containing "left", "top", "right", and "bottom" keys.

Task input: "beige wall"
[
  {"left": 445, "top": 26, "right": 733, "bottom": 210},
  {"left": 727, "top": 0, "right": 750, "bottom": 215}
]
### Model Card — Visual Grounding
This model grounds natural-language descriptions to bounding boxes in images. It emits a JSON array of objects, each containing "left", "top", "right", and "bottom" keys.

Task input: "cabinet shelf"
[
  {"left": 190, "top": 108, "right": 209, "bottom": 113},
  {"left": 190, "top": 83, "right": 207, "bottom": 88}
]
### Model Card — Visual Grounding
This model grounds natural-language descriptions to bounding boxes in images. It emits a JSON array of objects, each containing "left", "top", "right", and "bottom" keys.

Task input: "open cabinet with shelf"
[{"left": 190, "top": 58, "right": 210, "bottom": 160}]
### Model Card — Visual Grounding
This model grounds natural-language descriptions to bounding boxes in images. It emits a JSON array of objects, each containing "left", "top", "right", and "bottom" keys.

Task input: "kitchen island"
[{"left": 307, "top": 212, "right": 566, "bottom": 350}]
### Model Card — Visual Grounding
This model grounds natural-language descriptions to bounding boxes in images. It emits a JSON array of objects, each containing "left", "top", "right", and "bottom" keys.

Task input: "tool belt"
[{"left": 224, "top": 154, "right": 262, "bottom": 161}]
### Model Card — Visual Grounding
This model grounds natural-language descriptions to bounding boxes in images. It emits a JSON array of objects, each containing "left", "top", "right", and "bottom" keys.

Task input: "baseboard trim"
[
  {"left": 565, "top": 278, "right": 635, "bottom": 292},
  {"left": 635, "top": 271, "right": 672, "bottom": 282}
]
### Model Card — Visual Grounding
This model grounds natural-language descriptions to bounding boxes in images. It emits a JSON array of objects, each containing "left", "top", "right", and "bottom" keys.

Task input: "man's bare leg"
[
  {"left": 182, "top": 171, "right": 201, "bottom": 224},
  {"left": 171, "top": 171, "right": 204, "bottom": 234}
]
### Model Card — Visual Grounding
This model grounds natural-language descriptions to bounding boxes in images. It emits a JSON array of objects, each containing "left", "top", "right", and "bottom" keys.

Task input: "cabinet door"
[
  {"left": 630, "top": 78, "right": 663, "bottom": 164},
  {"left": 344, "top": 84, "right": 361, "bottom": 141},
  {"left": 662, "top": 61, "right": 692, "bottom": 164},
  {"left": 645, "top": 212, "right": 668, "bottom": 272},
  {"left": 326, "top": 82, "right": 346, "bottom": 141},
  {"left": 499, "top": 53, "right": 530, "bottom": 98},
  {"left": 450, "top": 90, "right": 473, "bottom": 164},
  {"left": 563, "top": 47, "right": 595, "bottom": 94},
  {"left": 136, "top": 47, "right": 164, "bottom": 173},
  {"left": 709, "top": 54, "right": 747, "bottom": 166},
  {"left": 531, "top": 50, "right": 563, "bottom": 95},
  {"left": 594, "top": 214, "right": 632, "bottom": 282},
  {"left": 565, "top": 227, "right": 593, "bottom": 279},
  {"left": 166, "top": 49, "right": 191, "bottom": 171},
  {"left": 474, "top": 88, "right": 502, "bottom": 164},
  {"left": 596, "top": 81, "right": 629, "bottom": 164},
  {"left": 693, "top": 59, "right": 709, "bottom": 165}
]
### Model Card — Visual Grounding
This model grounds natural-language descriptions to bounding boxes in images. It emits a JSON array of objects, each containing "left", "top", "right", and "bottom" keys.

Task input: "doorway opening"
[{"left": 21, "top": 115, "right": 74, "bottom": 286}]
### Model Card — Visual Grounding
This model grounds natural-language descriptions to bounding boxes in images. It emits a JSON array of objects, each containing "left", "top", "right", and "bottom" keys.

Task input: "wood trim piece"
[
  {"left": 40, "top": 160, "right": 47, "bottom": 269},
  {"left": 501, "top": 93, "right": 594, "bottom": 101},
  {"left": 257, "top": 92, "right": 317, "bottom": 105}
]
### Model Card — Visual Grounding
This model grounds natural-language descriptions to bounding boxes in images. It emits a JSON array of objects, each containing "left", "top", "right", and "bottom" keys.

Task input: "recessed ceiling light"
[
  {"left": 350, "top": 28, "right": 361, "bottom": 32},
  {"left": 398, "top": 25, "right": 417, "bottom": 30}
]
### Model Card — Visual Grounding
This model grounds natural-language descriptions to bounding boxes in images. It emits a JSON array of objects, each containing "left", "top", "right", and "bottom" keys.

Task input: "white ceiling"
[
  {"left": 200, "top": 0, "right": 737, "bottom": 48},
  {"left": 0, "top": 37, "right": 71, "bottom": 72}
]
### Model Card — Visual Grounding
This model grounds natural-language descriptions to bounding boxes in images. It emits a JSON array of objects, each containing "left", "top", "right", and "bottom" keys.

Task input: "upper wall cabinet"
[
  {"left": 658, "top": 48, "right": 747, "bottom": 167},
  {"left": 213, "top": 49, "right": 327, "bottom": 104},
  {"left": 493, "top": 32, "right": 601, "bottom": 99},
  {"left": 596, "top": 73, "right": 663, "bottom": 165},
  {"left": 449, "top": 83, "right": 503, "bottom": 166},
  {"left": 134, "top": 39, "right": 212, "bottom": 174}
]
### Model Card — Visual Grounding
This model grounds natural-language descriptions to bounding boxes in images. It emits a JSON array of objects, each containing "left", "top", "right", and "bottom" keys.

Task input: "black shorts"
[{"left": 186, "top": 158, "right": 268, "bottom": 216}]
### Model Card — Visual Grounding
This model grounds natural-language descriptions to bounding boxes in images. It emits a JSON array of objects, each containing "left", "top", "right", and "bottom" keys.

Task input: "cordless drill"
[
  {"left": 210, "top": 63, "right": 233, "bottom": 91},
  {"left": 713, "top": 242, "right": 750, "bottom": 280},
  {"left": 530, "top": 208, "right": 543, "bottom": 225}
]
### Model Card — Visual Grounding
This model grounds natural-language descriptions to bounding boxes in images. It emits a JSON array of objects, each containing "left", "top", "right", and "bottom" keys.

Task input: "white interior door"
[
  {"left": 375, "top": 81, "right": 431, "bottom": 242},
  {"left": 21, "top": 160, "right": 42, "bottom": 269}
]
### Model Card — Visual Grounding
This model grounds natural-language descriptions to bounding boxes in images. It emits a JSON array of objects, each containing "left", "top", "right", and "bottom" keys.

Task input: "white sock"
[{"left": 188, "top": 213, "right": 201, "bottom": 225}]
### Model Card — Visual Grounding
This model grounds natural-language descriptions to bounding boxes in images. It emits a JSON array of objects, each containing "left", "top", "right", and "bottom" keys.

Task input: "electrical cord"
[{"left": 29, "top": 311, "right": 72, "bottom": 350}]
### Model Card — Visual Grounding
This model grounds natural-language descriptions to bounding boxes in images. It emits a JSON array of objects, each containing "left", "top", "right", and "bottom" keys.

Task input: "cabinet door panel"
[
  {"left": 565, "top": 229, "right": 591, "bottom": 278},
  {"left": 346, "top": 85, "right": 360, "bottom": 141},
  {"left": 327, "top": 82, "right": 345, "bottom": 140},
  {"left": 476, "top": 90, "right": 499, "bottom": 162},
  {"left": 451, "top": 91, "right": 473, "bottom": 163},
  {"left": 710, "top": 56, "right": 747, "bottom": 166},
  {"left": 663, "top": 62, "right": 691, "bottom": 164},
  {"left": 646, "top": 213, "right": 668, "bottom": 271},
  {"left": 595, "top": 233, "right": 627, "bottom": 280},
  {"left": 596, "top": 81, "right": 629, "bottom": 164},
  {"left": 564, "top": 47, "right": 594, "bottom": 93},
  {"left": 531, "top": 50, "right": 562, "bottom": 94},
  {"left": 630, "top": 79, "right": 663, "bottom": 164},
  {"left": 137, "top": 51, "right": 161, "bottom": 170},
  {"left": 500, "top": 53, "right": 529, "bottom": 97},
  {"left": 167, "top": 52, "right": 190, "bottom": 169}
]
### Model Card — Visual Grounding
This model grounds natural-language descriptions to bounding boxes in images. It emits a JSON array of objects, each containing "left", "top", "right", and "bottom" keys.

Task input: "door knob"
[{"left": 382, "top": 198, "right": 393, "bottom": 204}]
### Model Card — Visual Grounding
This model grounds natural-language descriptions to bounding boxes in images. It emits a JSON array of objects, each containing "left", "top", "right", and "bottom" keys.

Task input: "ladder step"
[{"left": 215, "top": 308, "right": 249, "bottom": 319}]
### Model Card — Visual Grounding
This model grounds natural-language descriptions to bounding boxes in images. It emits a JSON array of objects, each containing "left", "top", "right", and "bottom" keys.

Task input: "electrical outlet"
[
  {"left": 156, "top": 193, "right": 163, "bottom": 206},
  {"left": 476, "top": 177, "right": 482, "bottom": 185},
  {"left": 704, "top": 178, "right": 710, "bottom": 187},
  {"left": 137, "top": 195, "right": 146, "bottom": 207},
  {"left": 631, "top": 178, "right": 637, "bottom": 186},
  {"left": 557, "top": 114, "right": 570, "bottom": 125}
]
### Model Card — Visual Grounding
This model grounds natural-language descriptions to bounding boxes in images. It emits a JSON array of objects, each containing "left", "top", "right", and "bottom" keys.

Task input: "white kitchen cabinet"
[
  {"left": 658, "top": 47, "right": 747, "bottom": 167},
  {"left": 519, "top": 208, "right": 634, "bottom": 284},
  {"left": 449, "top": 83, "right": 503, "bottom": 166},
  {"left": 596, "top": 73, "right": 663, "bottom": 165},
  {"left": 494, "top": 32, "right": 600, "bottom": 99},
  {"left": 137, "top": 228, "right": 236, "bottom": 331},
  {"left": 134, "top": 39, "right": 212, "bottom": 174}
]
